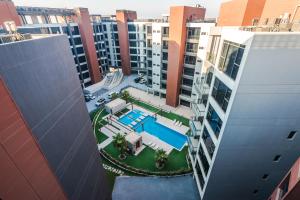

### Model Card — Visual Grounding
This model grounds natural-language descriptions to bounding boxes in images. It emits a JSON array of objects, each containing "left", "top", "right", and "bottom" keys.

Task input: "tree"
[
  {"left": 112, "top": 133, "right": 127, "bottom": 160},
  {"left": 111, "top": 93, "right": 118, "bottom": 100},
  {"left": 155, "top": 149, "right": 168, "bottom": 169},
  {"left": 122, "top": 90, "right": 130, "bottom": 103}
]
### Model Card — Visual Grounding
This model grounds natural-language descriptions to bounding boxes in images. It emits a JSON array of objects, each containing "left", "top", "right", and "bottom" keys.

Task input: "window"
[
  {"left": 195, "top": 161, "right": 205, "bottom": 189},
  {"left": 181, "top": 89, "right": 191, "bottom": 96},
  {"left": 218, "top": 40, "right": 245, "bottom": 80},
  {"left": 198, "top": 145, "right": 210, "bottom": 175},
  {"left": 202, "top": 126, "right": 216, "bottom": 158},
  {"left": 206, "top": 71, "right": 213, "bottom": 86},
  {"left": 287, "top": 131, "right": 297, "bottom": 140},
  {"left": 212, "top": 77, "right": 232, "bottom": 112},
  {"left": 184, "top": 55, "right": 197, "bottom": 65},
  {"left": 113, "top": 24, "right": 118, "bottom": 31},
  {"left": 76, "top": 47, "right": 84, "bottom": 54},
  {"left": 162, "top": 40, "right": 168, "bottom": 49},
  {"left": 162, "top": 52, "right": 168, "bottom": 60},
  {"left": 186, "top": 42, "right": 198, "bottom": 53},
  {"left": 273, "top": 155, "right": 281, "bottom": 162},
  {"left": 206, "top": 104, "right": 223, "bottom": 138},
  {"left": 128, "top": 24, "right": 136, "bottom": 32},
  {"left": 162, "top": 27, "right": 169, "bottom": 37},
  {"left": 129, "top": 33, "right": 136, "bottom": 40},
  {"left": 129, "top": 41, "right": 137, "bottom": 47},
  {"left": 187, "top": 27, "right": 200, "bottom": 39},
  {"left": 73, "top": 37, "right": 82, "bottom": 45},
  {"left": 130, "top": 48, "right": 137, "bottom": 54},
  {"left": 183, "top": 68, "right": 194, "bottom": 76},
  {"left": 182, "top": 78, "right": 193, "bottom": 87},
  {"left": 78, "top": 56, "right": 86, "bottom": 63},
  {"left": 262, "top": 174, "right": 269, "bottom": 180}
]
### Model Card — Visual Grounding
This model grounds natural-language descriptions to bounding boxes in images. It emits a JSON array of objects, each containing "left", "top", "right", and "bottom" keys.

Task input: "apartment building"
[
  {"left": 268, "top": 157, "right": 300, "bottom": 200},
  {"left": 0, "top": 34, "right": 110, "bottom": 200},
  {"left": 188, "top": 27, "right": 300, "bottom": 200}
]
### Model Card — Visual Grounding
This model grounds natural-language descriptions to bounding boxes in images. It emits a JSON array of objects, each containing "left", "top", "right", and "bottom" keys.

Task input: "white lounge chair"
[
  {"left": 173, "top": 119, "right": 176, "bottom": 124},
  {"left": 147, "top": 142, "right": 153, "bottom": 146},
  {"left": 178, "top": 122, "right": 182, "bottom": 127}
]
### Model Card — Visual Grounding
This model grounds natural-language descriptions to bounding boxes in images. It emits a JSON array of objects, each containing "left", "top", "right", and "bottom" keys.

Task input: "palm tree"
[
  {"left": 112, "top": 133, "right": 127, "bottom": 160},
  {"left": 122, "top": 90, "right": 130, "bottom": 103},
  {"left": 111, "top": 93, "right": 118, "bottom": 100},
  {"left": 155, "top": 149, "right": 168, "bottom": 169}
]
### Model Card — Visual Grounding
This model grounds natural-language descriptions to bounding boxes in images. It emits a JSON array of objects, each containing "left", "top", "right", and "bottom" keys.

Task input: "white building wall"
[{"left": 199, "top": 31, "right": 300, "bottom": 200}]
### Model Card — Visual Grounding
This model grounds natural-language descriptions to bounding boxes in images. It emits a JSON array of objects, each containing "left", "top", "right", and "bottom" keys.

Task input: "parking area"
[{"left": 85, "top": 74, "right": 148, "bottom": 113}]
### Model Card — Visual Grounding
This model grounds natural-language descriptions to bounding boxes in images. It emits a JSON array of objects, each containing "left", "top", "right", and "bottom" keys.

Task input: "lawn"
[
  {"left": 104, "top": 143, "right": 189, "bottom": 172},
  {"left": 115, "top": 107, "right": 130, "bottom": 117},
  {"left": 96, "top": 132, "right": 109, "bottom": 143}
]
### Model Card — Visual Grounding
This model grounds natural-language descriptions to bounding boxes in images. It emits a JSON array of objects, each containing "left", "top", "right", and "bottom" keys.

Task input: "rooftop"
[{"left": 112, "top": 175, "right": 200, "bottom": 200}]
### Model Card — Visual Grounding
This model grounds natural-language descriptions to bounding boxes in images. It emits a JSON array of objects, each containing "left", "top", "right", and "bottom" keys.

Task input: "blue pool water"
[{"left": 119, "top": 110, "right": 187, "bottom": 150}]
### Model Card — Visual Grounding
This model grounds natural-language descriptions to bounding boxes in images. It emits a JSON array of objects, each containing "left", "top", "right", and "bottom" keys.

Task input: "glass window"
[
  {"left": 187, "top": 27, "right": 200, "bottom": 39},
  {"left": 195, "top": 161, "right": 205, "bottom": 188},
  {"left": 184, "top": 55, "right": 197, "bottom": 65},
  {"left": 198, "top": 145, "right": 210, "bottom": 175},
  {"left": 73, "top": 37, "right": 82, "bottom": 45},
  {"left": 212, "top": 77, "right": 232, "bottom": 112},
  {"left": 186, "top": 42, "right": 198, "bottom": 53},
  {"left": 218, "top": 40, "right": 245, "bottom": 80},
  {"left": 206, "top": 104, "right": 223, "bottom": 138},
  {"left": 202, "top": 126, "right": 216, "bottom": 158},
  {"left": 129, "top": 33, "right": 136, "bottom": 40},
  {"left": 130, "top": 48, "right": 137, "bottom": 54},
  {"left": 128, "top": 24, "right": 136, "bottom": 32},
  {"left": 162, "top": 52, "right": 168, "bottom": 60}
]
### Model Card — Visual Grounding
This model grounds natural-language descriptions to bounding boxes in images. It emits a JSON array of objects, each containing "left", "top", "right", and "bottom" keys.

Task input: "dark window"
[
  {"left": 181, "top": 89, "right": 191, "bottom": 96},
  {"left": 73, "top": 37, "right": 82, "bottom": 45},
  {"left": 195, "top": 161, "right": 205, "bottom": 188},
  {"left": 184, "top": 55, "right": 197, "bottom": 65},
  {"left": 218, "top": 40, "right": 245, "bottom": 80},
  {"left": 103, "top": 25, "right": 107, "bottom": 31},
  {"left": 128, "top": 24, "right": 136, "bottom": 32},
  {"left": 162, "top": 52, "right": 168, "bottom": 60},
  {"left": 76, "top": 47, "right": 84, "bottom": 54},
  {"left": 70, "top": 26, "right": 80, "bottom": 35},
  {"left": 80, "top": 64, "right": 88, "bottom": 71},
  {"left": 131, "top": 62, "right": 138, "bottom": 67},
  {"left": 183, "top": 68, "right": 194, "bottom": 76},
  {"left": 198, "top": 145, "right": 210, "bottom": 175},
  {"left": 130, "top": 48, "right": 137, "bottom": 54},
  {"left": 212, "top": 77, "right": 232, "bottom": 112},
  {"left": 262, "top": 174, "right": 269, "bottom": 180},
  {"left": 206, "top": 104, "right": 223, "bottom": 138},
  {"left": 113, "top": 24, "right": 118, "bottom": 31},
  {"left": 182, "top": 78, "right": 193, "bottom": 87},
  {"left": 287, "top": 131, "right": 297, "bottom": 139},
  {"left": 162, "top": 27, "right": 169, "bottom": 36},
  {"left": 180, "top": 99, "right": 190, "bottom": 107},
  {"left": 129, "top": 41, "right": 136, "bottom": 47},
  {"left": 202, "top": 126, "right": 216, "bottom": 158},
  {"left": 129, "top": 33, "right": 136, "bottom": 40},
  {"left": 206, "top": 71, "right": 213, "bottom": 86},
  {"left": 186, "top": 42, "right": 198, "bottom": 53},
  {"left": 82, "top": 72, "right": 90, "bottom": 79},
  {"left": 50, "top": 27, "right": 60, "bottom": 34},
  {"left": 273, "top": 155, "right": 281, "bottom": 162},
  {"left": 162, "top": 63, "right": 167, "bottom": 70},
  {"left": 187, "top": 27, "right": 200, "bottom": 39},
  {"left": 130, "top": 56, "right": 137, "bottom": 61},
  {"left": 78, "top": 56, "right": 86, "bottom": 63}
]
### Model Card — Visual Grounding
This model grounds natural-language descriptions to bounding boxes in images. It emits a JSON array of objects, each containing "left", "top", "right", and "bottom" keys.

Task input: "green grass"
[
  {"left": 96, "top": 132, "right": 109, "bottom": 143},
  {"left": 104, "top": 143, "right": 189, "bottom": 172}
]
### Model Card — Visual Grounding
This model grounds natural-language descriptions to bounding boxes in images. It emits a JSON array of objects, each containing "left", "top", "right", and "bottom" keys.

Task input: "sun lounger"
[
  {"left": 136, "top": 118, "right": 141, "bottom": 122},
  {"left": 142, "top": 113, "right": 148, "bottom": 117},
  {"left": 178, "top": 122, "right": 182, "bottom": 127},
  {"left": 173, "top": 119, "right": 176, "bottom": 124},
  {"left": 131, "top": 121, "right": 137, "bottom": 125},
  {"left": 128, "top": 124, "right": 133, "bottom": 128},
  {"left": 140, "top": 116, "right": 145, "bottom": 120},
  {"left": 147, "top": 142, "right": 152, "bottom": 146}
]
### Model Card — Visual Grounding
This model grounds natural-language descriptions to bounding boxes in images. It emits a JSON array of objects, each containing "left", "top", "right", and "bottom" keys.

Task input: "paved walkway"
[
  {"left": 124, "top": 87, "right": 193, "bottom": 119},
  {"left": 112, "top": 175, "right": 200, "bottom": 200},
  {"left": 98, "top": 137, "right": 113, "bottom": 149}
]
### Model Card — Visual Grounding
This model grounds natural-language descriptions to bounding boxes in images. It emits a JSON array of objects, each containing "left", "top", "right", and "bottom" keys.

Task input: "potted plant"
[
  {"left": 155, "top": 149, "right": 168, "bottom": 169},
  {"left": 112, "top": 133, "right": 127, "bottom": 160}
]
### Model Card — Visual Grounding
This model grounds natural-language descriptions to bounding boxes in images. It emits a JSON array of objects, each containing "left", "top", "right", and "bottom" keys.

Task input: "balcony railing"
[{"left": 187, "top": 120, "right": 202, "bottom": 155}]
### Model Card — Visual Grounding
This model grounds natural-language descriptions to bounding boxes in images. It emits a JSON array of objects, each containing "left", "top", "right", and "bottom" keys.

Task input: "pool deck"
[
  {"left": 127, "top": 105, "right": 189, "bottom": 153},
  {"left": 124, "top": 87, "right": 193, "bottom": 119}
]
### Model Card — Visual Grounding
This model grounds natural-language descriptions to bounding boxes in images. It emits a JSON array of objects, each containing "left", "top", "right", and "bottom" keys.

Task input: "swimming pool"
[{"left": 118, "top": 109, "right": 187, "bottom": 150}]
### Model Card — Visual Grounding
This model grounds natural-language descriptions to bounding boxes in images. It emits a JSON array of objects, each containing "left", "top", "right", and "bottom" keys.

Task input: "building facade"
[
  {"left": 0, "top": 35, "right": 110, "bottom": 200},
  {"left": 188, "top": 27, "right": 300, "bottom": 200},
  {"left": 217, "top": 0, "right": 267, "bottom": 26}
]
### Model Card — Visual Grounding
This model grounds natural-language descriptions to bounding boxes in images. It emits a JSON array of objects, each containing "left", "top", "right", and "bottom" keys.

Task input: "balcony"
[
  {"left": 187, "top": 120, "right": 202, "bottom": 155},
  {"left": 191, "top": 102, "right": 206, "bottom": 118}
]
